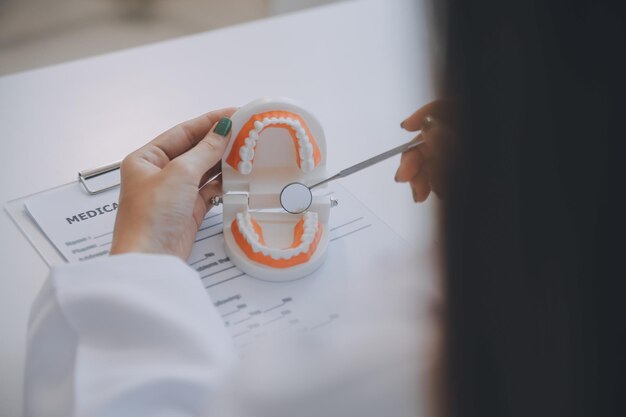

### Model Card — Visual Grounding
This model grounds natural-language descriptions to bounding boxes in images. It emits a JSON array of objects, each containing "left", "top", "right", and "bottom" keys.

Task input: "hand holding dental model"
[{"left": 110, "top": 108, "right": 235, "bottom": 260}]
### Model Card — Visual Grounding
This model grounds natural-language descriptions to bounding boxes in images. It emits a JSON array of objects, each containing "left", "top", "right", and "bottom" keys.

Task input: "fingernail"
[
  {"left": 400, "top": 120, "right": 406, "bottom": 129},
  {"left": 214, "top": 117, "right": 232, "bottom": 137},
  {"left": 394, "top": 172, "right": 400, "bottom": 182},
  {"left": 412, "top": 188, "right": 418, "bottom": 202}
]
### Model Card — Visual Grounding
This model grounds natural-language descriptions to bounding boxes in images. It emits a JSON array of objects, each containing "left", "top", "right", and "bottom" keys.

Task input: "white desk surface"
[{"left": 0, "top": 0, "right": 437, "bottom": 414}]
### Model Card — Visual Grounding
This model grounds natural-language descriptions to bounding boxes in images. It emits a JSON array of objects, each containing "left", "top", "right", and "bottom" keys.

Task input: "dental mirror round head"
[{"left": 280, "top": 182, "right": 313, "bottom": 214}]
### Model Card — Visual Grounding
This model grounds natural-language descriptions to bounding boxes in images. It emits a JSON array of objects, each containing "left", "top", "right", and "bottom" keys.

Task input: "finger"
[
  {"left": 134, "top": 108, "right": 236, "bottom": 168},
  {"left": 199, "top": 162, "right": 222, "bottom": 188},
  {"left": 192, "top": 180, "right": 223, "bottom": 229},
  {"left": 395, "top": 148, "right": 423, "bottom": 182},
  {"left": 410, "top": 170, "right": 431, "bottom": 202},
  {"left": 418, "top": 134, "right": 436, "bottom": 161},
  {"left": 199, "top": 179, "right": 223, "bottom": 210},
  {"left": 401, "top": 99, "right": 450, "bottom": 132},
  {"left": 172, "top": 116, "right": 233, "bottom": 182},
  {"left": 428, "top": 162, "right": 444, "bottom": 198}
]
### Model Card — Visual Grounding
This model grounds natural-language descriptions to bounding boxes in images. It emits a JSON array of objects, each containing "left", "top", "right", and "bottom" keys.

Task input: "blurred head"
[{"left": 437, "top": 1, "right": 625, "bottom": 416}]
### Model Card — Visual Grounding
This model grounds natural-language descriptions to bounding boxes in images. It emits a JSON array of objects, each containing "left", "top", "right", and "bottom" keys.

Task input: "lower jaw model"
[{"left": 220, "top": 98, "right": 331, "bottom": 281}]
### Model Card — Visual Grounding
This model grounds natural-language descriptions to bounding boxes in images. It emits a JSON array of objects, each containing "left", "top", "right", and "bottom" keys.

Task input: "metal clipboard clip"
[{"left": 78, "top": 161, "right": 121, "bottom": 195}]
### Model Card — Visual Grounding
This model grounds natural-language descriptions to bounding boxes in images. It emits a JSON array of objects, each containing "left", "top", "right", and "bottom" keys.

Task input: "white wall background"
[{"left": 0, "top": 0, "right": 349, "bottom": 75}]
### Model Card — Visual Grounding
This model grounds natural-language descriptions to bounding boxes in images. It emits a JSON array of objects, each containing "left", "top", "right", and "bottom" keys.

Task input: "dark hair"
[{"left": 440, "top": 1, "right": 625, "bottom": 416}]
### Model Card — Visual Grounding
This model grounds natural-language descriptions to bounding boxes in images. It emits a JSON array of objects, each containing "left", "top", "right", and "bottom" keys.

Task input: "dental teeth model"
[
  {"left": 233, "top": 211, "right": 322, "bottom": 266},
  {"left": 220, "top": 98, "right": 331, "bottom": 281},
  {"left": 225, "top": 110, "right": 322, "bottom": 175}
]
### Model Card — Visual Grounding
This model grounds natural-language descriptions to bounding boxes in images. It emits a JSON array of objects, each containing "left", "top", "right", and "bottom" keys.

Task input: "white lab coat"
[{"left": 24, "top": 254, "right": 432, "bottom": 417}]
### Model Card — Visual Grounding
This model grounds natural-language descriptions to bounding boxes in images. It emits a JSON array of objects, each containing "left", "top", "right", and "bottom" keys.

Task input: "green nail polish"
[{"left": 214, "top": 117, "right": 232, "bottom": 137}]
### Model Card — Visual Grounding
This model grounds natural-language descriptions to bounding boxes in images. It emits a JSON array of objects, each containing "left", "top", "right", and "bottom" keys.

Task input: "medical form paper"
[{"left": 24, "top": 182, "right": 418, "bottom": 349}]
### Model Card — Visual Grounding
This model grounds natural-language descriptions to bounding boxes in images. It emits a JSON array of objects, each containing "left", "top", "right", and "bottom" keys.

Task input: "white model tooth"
[
  {"left": 238, "top": 161, "right": 252, "bottom": 174},
  {"left": 262, "top": 117, "right": 271, "bottom": 126},
  {"left": 249, "top": 130, "right": 259, "bottom": 140},
  {"left": 300, "top": 142, "right": 313, "bottom": 158},
  {"left": 241, "top": 146, "right": 254, "bottom": 162},
  {"left": 285, "top": 119, "right": 297, "bottom": 127},
  {"left": 301, "top": 158, "right": 314, "bottom": 173},
  {"left": 239, "top": 145, "right": 250, "bottom": 161},
  {"left": 295, "top": 127, "right": 306, "bottom": 140},
  {"left": 251, "top": 241, "right": 262, "bottom": 253},
  {"left": 244, "top": 137, "right": 255, "bottom": 147},
  {"left": 241, "top": 226, "right": 252, "bottom": 242},
  {"left": 268, "top": 117, "right": 278, "bottom": 124},
  {"left": 298, "top": 135, "right": 310, "bottom": 146},
  {"left": 254, "top": 121, "right": 264, "bottom": 132}
]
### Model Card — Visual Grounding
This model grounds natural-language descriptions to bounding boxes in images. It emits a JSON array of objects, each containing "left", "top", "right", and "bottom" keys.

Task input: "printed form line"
[
  {"left": 198, "top": 221, "right": 223, "bottom": 233},
  {"left": 205, "top": 272, "right": 245, "bottom": 289},
  {"left": 330, "top": 224, "right": 372, "bottom": 241},
  {"left": 93, "top": 231, "right": 113, "bottom": 239},
  {"left": 189, "top": 256, "right": 209, "bottom": 266},
  {"left": 201, "top": 265, "right": 236, "bottom": 279},
  {"left": 330, "top": 217, "right": 364, "bottom": 232},
  {"left": 202, "top": 212, "right": 222, "bottom": 223},
  {"left": 195, "top": 231, "right": 223, "bottom": 243}
]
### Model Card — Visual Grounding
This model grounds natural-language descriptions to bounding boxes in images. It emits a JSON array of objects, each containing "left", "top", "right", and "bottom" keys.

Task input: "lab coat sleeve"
[{"left": 24, "top": 253, "right": 235, "bottom": 417}]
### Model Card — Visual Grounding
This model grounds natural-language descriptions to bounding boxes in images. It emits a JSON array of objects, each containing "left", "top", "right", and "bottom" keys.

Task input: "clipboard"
[{"left": 4, "top": 161, "right": 122, "bottom": 266}]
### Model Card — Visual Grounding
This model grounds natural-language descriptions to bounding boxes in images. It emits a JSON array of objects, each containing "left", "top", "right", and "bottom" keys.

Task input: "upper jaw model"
[{"left": 221, "top": 98, "right": 331, "bottom": 281}]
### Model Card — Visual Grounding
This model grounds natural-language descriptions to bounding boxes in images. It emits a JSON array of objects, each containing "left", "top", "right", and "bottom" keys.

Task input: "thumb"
[{"left": 174, "top": 116, "right": 233, "bottom": 182}]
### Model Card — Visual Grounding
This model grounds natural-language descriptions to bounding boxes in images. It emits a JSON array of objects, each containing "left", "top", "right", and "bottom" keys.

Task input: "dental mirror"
[
  {"left": 279, "top": 116, "right": 436, "bottom": 215},
  {"left": 280, "top": 130, "right": 433, "bottom": 214},
  {"left": 280, "top": 182, "right": 314, "bottom": 214}
]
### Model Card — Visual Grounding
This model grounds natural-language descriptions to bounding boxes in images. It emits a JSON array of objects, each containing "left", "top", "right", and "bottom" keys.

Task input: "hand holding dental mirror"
[{"left": 280, "top": 116, "right": 436, "bottom": 214}]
